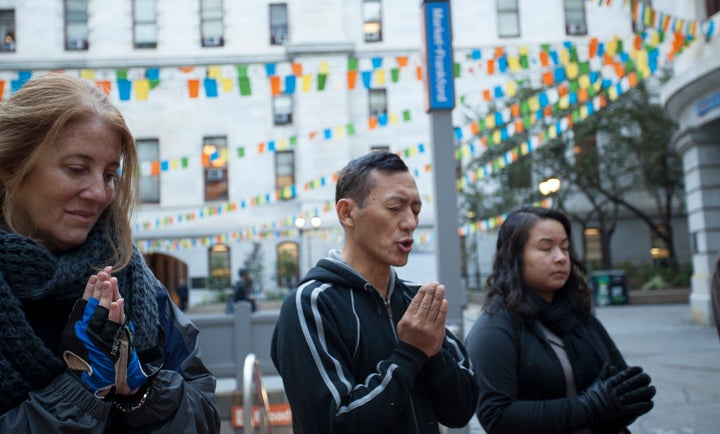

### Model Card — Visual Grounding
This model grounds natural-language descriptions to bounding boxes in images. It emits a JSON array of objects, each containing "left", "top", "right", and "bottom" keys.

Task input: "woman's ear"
[{"left": 336, "top": 198, "right": 355, "bottom": 228}]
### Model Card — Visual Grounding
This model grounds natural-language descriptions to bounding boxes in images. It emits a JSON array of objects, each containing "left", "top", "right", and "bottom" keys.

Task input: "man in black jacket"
[
  {"left": 228, "top": 268, "right": 256, "bottom": 313},
  {"left": 271, "top": 151, "right": 479, "bottom": 433}
]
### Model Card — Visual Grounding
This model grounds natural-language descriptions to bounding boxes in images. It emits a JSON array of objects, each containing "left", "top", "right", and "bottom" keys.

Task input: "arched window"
[
  {"left": 208, "top": 244, "right": 231, "bottom": 290},
  {"left": 276, "top": 241, "right": 299, "bottom": 288}
]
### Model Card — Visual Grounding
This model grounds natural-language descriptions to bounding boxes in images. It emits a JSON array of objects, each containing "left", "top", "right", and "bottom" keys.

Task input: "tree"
[
  {"left": 458, "top": 73, "right": 683, "bottom": 268},
  {"left": 243, "top": 241, "right": 265, "bottom": 290}
]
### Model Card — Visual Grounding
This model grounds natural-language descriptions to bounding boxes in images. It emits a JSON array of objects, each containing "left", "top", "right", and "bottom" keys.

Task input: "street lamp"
[
  {"left": 294, "top": 215, "right": 322, "bottom": 271},
  {"left": 538, "top": 177, "right": 561, "bottom": 208}
]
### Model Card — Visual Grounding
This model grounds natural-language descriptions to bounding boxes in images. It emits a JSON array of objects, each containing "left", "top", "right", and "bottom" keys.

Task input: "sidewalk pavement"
[{"left": 463, "top": 303, "right": 720, "bottom": 434}]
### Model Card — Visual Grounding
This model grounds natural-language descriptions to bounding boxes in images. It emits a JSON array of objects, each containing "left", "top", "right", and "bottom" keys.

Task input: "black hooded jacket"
[{"left": 271, "top": 254, "right": 479, "bottom": 434}]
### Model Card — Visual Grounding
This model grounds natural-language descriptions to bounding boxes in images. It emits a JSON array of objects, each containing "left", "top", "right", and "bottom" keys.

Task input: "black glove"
[{"left": 579, "top": 365, "right": 656, "bottom": 425}]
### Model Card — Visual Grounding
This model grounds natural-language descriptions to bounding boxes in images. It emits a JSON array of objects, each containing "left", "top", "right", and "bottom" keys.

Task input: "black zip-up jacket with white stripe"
[{"left": 271, "top": 255, "right": 479, "bottom": 434}]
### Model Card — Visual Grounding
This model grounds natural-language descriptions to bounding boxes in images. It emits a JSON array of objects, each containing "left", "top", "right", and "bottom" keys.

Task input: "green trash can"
[{"left": 589, "top": 270, "right": 628, "bottom": 306}]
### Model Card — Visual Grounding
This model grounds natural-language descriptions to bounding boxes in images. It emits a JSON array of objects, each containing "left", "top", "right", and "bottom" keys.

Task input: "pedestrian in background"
[
  {"left": 465, "top": 206, "right": 655, "bottom": 433},
  {"left": 227, "top": 268, "right": 256, "bottom": 313},
  {"left": 0, "top": 73, "right": 220, "bottom": 433},
  {"left": 271, "top": 151, "right": 479, "bottom": 433}
]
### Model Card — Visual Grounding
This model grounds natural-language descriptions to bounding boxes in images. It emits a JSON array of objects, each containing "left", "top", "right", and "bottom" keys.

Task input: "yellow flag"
[
  {"left": 135, "top": 79, "right": 150, "bottom": 101},
  {"left": 579, "top": 75, "right": 591, "bottom": 89},
  {"left": 548, "top": 124, "right": 557, "bottom": 139},
  {"left": 221, "top": 78, "right": 233, "bottom": 92},
  {"left": 80, "top": 69, "right": 95, "bottom": 79},
  {"left": 486, "top": 114, "right": 496, "bottom": 129},
  {"left": 566, "top": 63, "right": 579, "bottom": 80},
  {"left": 560, "top": 49, "right": 570, "bottom": 65},
  {"left": 506, "top": 81, "right": 517, "bottom": 97},
  {"left": 207, "top": 65, "right": 222, "bottom": 80},
  {"left": 376, "top": 69, "right": 386, "bottom": 86},
  {"left": 559, "top": 95, "right": 569, "bottom": 109},
  {"left": 302, "top": 75, "right": 312, "bottom": 92},
  {"left": 529, "top": 96, "right": 540, "bottom": 112},
  {"left": 608, "top": 86, "right": 619, "bottom": 101}
]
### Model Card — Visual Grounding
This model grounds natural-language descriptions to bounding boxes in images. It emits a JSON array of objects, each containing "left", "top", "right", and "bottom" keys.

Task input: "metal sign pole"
[
  {"left": 420, "top": 3, "right": 469, "bottom": 432},
  {"left": 420, "top": 0, "right": 466, "bottom": 333}
]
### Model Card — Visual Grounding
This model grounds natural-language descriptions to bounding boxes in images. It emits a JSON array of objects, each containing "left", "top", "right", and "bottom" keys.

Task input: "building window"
[
  {"left": 133, "top": 0, "right": 157, "bottom": 48},
  {"left": 208, "top": 244, "right": 231, "bottom": 290},
  {"left": 65, "top": 0, "right": 89, "bottom": 50},
  {"left": 202, "top": 136, "right": 228, "bottom": 201},
  {"left": 273, "top": 94, "right": 293, "bottom": 125},
  {"left": 564, "top": 0, "right": 587, "bottom": 35},
  {"left": 275, "top": 150, "right": 295, "bottom": 200},
  {"left": 584, "top": 227, "right": 603, "bottom": 265},
  {"left": 269, "top": 3, "right": 288, "bottom": 45},
  {"left": 137, "top": 139, "right": 160, "bottom": 204},
  {"left": 201, "top": 0, "right": 224, "bottom": 47},
  {"left": 276, "top": 242, "right": 299, "bottom": 288},
  {"left": 368, "top": 88, "right": 387, "bottom": 117},
  {"left": 632, "top": 0, "right": 652, "bottom": 33},
  {"left": 497, "top": 0, "right": 520, "bottom": 38},
  {"left": 363, "top": 0, "right": 382, "bottom": 42},
  {"left": 651, "top": 225, "right": 670, "bottom": 260},
  {"left": 0, "top": 9, "right": 15, "bottom": 52}
]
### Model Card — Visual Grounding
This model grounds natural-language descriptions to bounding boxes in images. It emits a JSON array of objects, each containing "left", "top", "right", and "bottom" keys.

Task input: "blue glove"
[
  {"left": 61, "top": 297, "right": 148, "bottom": 396},
  {"left": 116, "top": 320, "right": 149, "bottom": 394}
]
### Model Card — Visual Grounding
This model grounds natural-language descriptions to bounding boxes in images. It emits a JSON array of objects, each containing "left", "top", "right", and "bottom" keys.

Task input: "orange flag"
[
  {"left": 539, "top": 51, "right": 550, "bottom": 67},
  {"left": 368, "top": 117, "right": 379, "bottom": 130},
  {"left": 542, "top": 71, "right": 554, "bottom": 86},
  {"left": 95, "top": 80, "right": 111, "bottom": 96},
  {"left": 188, "top": 79, "right": 200, "bottom": 98},
  {"left": 269, "top": 76, "right": 281, "bottom": 96},
  {"left": 347, "top": 71, "right": 358, "bottom": 89},
  {"left": 487, "top": 59, "right": 496, "bottom": 74}
]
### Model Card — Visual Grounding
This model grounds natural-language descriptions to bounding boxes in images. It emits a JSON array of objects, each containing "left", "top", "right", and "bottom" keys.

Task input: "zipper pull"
[{"left": 384, "top": 296, "right": 392, "bottom": 319}]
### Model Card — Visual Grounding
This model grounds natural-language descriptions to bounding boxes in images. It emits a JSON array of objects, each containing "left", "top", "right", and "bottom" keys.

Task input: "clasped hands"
[
  {"left": 397, "top": 282, "right": 448, "bottom": 357},
  {"left": 581, "top": 362, "right": 656, "bottom": 427},
  {"left": 60, "top": 266, "right": 148, "bottom": 397}
]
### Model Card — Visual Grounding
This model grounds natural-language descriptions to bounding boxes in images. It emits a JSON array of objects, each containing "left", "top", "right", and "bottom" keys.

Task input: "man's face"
[{"left": 347, "top": 170, "right": 421, "bottom": 269}]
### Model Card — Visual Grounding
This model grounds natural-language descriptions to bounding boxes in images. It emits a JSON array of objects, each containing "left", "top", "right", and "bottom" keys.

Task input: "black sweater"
[{"left": 271, "top": 257, "right": 479, "bottom": 434}]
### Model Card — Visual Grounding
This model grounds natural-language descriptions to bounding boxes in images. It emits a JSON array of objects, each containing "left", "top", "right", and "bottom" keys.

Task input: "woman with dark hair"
[{"left": 465, "top": 206, "right": 655, "bottom": 434}]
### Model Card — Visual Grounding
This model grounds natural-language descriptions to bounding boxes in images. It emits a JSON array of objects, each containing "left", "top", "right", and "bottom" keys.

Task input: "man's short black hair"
[
  {"left": 335, "top": 150, "right": 409, "bottom": 207},
  {"left": 239, "top": 268, "right": 248, "bottom": 278}
]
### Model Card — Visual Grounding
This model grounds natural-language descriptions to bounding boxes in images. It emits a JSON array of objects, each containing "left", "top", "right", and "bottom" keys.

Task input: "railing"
[{"left": 243, "top": 353, "right": 273, "bottom": 434}]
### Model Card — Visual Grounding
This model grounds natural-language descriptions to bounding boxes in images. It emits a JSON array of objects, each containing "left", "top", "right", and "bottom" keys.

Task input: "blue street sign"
[{"left": 422, "top": 0, "right": 455, "bottom": 111}]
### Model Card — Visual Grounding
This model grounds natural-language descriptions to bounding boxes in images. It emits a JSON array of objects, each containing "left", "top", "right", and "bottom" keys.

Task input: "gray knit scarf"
[{"left": 0, "top": 223, "right": 159, "bottom": 414}]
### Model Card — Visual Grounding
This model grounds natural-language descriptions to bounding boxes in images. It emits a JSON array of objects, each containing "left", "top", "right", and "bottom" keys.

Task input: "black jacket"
[
  {"left": 465, "top": 306, "right": 627, "bottom": 434},
  {"left": 271, "top": 256, "right": 479, "bottom": 434}
]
